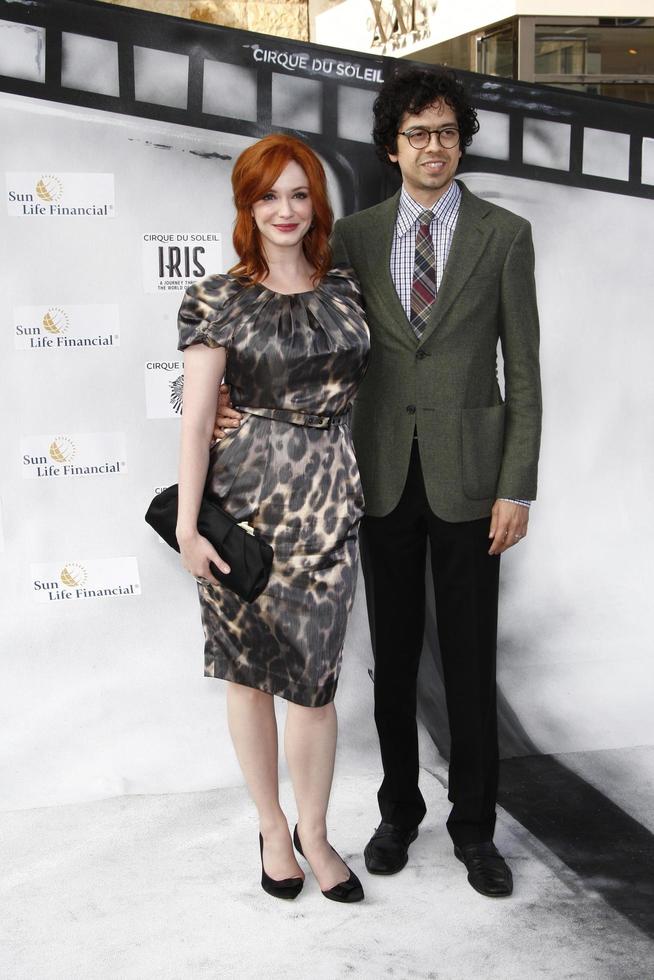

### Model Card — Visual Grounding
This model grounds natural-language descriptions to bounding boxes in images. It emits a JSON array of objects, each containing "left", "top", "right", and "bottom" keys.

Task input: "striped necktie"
[{"left": 410, "top": 210, "right": 436, "bottom": 339}]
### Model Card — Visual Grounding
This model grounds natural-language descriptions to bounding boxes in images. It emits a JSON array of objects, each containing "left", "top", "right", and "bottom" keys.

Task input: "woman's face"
[{"left": 251, "top": 160, "right": 313, "bottom": 254}]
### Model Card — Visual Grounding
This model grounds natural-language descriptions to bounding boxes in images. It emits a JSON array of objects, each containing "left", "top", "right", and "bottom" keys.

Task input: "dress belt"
[{"left": 236, "top": 405, "right": 351, "bottom": 429}]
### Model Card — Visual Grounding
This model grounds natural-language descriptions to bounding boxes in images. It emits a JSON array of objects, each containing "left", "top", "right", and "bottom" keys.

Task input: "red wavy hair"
[{"left": 229, "top": 134, "right": 333, "bottom": 285}]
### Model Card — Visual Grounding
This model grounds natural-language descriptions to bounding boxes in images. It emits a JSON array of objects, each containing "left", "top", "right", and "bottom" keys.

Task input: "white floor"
[{"left": 2, "top": 762, "right": 652, "bottom": 980}]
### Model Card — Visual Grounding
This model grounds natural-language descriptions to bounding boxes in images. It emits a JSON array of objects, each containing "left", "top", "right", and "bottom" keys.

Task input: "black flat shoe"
[
  {"left": 364, "top": 822, "right": 419, "bottom": 875},
  {"left": 293, "top": 825, "right": 364, "bottom": 904},
  {"left": 454, "top": 841, "right": 513, "bottom": 898},
  {"left": 259, "top": 833, "right": 304, "bottom": 900}
]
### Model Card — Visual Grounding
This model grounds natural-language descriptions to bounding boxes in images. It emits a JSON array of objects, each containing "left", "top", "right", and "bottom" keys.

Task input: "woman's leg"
[
  {"left": 285, "top": 701, "right": 350, "bottom": 890},
  {"left": 226, "top": 681, "right": 303, "bottom": 881}
]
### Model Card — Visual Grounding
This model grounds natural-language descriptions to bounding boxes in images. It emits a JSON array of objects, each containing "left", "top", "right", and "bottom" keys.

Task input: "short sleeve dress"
[{"left": 177, "top": 268, "right": 370, "bottom": 707}]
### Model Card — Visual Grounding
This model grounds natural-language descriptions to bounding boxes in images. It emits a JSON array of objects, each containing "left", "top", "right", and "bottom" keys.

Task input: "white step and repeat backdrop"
[{"left": 1, "top": 0, "right": 653, "bottom": 813}]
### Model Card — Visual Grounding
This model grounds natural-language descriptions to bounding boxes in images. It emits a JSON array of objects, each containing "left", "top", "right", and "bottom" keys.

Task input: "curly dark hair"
[{"left": 372, "top": 66, "right": 479, "bottom": 168}]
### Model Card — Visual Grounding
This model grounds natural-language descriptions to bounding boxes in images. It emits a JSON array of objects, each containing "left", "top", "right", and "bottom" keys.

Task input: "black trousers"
[{"left": 359, "top": 440, "right": 500, "bottom": 846}]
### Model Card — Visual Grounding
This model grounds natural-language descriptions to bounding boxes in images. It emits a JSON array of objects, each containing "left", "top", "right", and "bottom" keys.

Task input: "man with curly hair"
[{"left": 331, "top": 66, "right": 542, "bottom": 897}]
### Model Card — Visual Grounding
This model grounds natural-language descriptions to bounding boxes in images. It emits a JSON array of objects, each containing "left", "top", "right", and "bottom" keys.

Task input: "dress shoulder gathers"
[
  {"left": 177, "top": 274, "right": 243, "bottom": 351},
  {"left": 177, "top": 266, "right": 363, "bottom": 353}
]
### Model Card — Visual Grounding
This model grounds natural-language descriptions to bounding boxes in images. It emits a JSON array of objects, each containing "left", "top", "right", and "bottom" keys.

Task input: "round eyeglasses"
[{"left": 398, "top": 127, "right": 461, "bottom": 150}]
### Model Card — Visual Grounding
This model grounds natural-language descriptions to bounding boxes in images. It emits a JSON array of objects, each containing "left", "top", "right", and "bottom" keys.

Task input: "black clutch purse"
[{"left": 145, "top": 485, "right": 273, "bottom": 603}]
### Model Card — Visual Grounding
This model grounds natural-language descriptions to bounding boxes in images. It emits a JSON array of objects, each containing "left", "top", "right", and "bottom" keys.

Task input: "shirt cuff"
[{"left": 499, "top": 497, "right": 531, "bottom": 508}]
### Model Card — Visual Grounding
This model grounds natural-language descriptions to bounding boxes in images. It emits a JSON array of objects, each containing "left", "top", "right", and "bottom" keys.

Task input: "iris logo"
[
  {"left": 35, "top": 175, "right": 63, "bottom": 203},
  {"left": 42, "top": 307, "right": 70, "bottom": 335},
  {"left": 49, "top": 436, "right": 77, "bottom": 464},
  {"left": 60, "top": 563, "right": 88, "bottom": 588}
]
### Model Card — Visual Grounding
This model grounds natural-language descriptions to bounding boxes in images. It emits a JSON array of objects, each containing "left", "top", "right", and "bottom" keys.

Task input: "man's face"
[{"left": 388, "top": 99, "right": 462, "bottom": 206}]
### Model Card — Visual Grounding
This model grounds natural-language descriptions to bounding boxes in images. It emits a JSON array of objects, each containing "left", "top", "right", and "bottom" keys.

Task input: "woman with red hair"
[{"left": 176, "top": 135, "right": 369, "bottom": 903}]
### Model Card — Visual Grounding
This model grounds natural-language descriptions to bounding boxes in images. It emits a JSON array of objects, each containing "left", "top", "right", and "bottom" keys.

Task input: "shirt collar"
[{"left": 396, "top": 180, "right": 462, "bottom": 238}]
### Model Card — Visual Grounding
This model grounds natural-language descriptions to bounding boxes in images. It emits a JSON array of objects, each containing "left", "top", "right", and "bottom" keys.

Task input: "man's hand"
[
  {"left": 213, "top": 383, "right": 242, "bottom": 441},
  {"left": 488, "top": 500, "right": 529, "bottom": 556}
]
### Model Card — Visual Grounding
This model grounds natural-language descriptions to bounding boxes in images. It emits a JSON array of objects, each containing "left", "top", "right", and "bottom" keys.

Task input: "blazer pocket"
[{"left": 461, "top": 405, "right": 506, "bottom": 500}]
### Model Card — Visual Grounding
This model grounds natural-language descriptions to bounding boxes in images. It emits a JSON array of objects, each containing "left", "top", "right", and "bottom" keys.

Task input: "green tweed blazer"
[{"left": 331, "top": 180, "right": 542, "bottom": 522}]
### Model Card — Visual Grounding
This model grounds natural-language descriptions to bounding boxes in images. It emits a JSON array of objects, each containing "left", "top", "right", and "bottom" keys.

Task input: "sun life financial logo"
[
  {"left": 14, "top": 303, "right": 119, "bottom": 350},
  {"left": 35, "top": 175, "right": 64, "bottom": 203},
  {"left": 31, "top": 556, "right": 141, "bottom": 603},
  {"left": 6, "top": 172, "right": 115, "bottom": 217},
  {"left": 21, "top": 432, "right": 127, "bottom": 479},
  {"left": 60, "top": 563, "right": 87, "bottom": 588},
  {"left": 49, "top": 436, "right": 76, "bottom": 464},
  {"left": 42, "top": 307, "right": 70, "bottom": 335}
]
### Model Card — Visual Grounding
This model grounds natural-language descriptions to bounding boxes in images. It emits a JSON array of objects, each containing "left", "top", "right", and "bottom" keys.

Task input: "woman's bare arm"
[{"left": 177, "top": 344, "right": 230, "bottom": 582}]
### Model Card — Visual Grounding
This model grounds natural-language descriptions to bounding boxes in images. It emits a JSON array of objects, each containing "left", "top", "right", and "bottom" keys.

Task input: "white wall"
[
  {"left": 0, "top": 90, "right": 371, "bottom": 812},
  {"left": 462, "top": 171, "right": 654, "bottom": 757}
]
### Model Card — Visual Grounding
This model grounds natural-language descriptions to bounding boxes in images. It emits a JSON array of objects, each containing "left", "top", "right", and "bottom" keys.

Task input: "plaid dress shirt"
[{"left": 390, "top": 181, "right": 461, "bottom": 319}]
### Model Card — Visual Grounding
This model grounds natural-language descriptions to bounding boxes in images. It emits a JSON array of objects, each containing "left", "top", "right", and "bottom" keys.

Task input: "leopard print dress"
[{"left": 177, "top": 267, "right": 370, "bottom": 707}]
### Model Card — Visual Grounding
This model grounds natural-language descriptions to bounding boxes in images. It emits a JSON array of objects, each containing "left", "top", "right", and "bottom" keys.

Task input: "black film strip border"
[{"left": 0, "top": 0, "right": 653, "bottom": 201}]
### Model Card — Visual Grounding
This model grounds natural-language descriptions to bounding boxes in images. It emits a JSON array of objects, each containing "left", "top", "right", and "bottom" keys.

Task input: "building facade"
[
  {"left": 102, "top": 0, "right": 310, "bottom": 42},
  {"left": 313, "top": 1, "right": 654, "bottom": 103}
]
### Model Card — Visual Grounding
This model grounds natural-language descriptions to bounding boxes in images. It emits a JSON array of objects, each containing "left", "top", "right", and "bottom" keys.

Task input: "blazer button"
[
  {"left": 406, "top": 404, "right": 416, "bottom": 415},
  {"left": 416, "top": 350, "right": 428, "bottom": 360}
]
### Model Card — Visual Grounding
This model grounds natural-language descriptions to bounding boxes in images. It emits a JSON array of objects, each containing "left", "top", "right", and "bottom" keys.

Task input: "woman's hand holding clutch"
[{"left": 177, "top": 529, "right": 231, "bottom": 585}]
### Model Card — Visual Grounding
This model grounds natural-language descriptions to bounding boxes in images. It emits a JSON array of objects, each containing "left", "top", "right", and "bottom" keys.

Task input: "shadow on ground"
[{"left": 415, "top": 562, "right": 654, "bottom": 941}]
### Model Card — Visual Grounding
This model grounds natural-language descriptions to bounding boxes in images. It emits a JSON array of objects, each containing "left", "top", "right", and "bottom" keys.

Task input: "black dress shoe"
[
  {"left": 259, "top": 833, "right": 304, "bottom": 900},
  {"left": 364, "top": 822, "right": 419, "bottom": 875},
  {"left": 293, "top": 826, "right": 364, "bottom": 903},
  {"left": 454, "top": 841, "right": 513, "bottom": 897}
]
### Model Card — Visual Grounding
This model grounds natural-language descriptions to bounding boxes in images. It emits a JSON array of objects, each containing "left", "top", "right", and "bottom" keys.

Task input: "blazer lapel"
[
  {"left": 418, "top": 181, "right": 493, "bottom": 347},
  {"left": 362, "top": 191, "right": 419, "bottom": 346}
]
